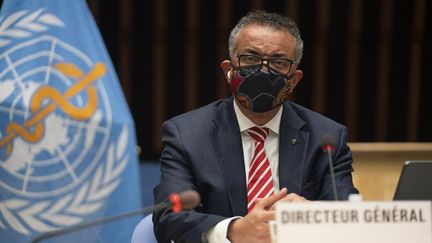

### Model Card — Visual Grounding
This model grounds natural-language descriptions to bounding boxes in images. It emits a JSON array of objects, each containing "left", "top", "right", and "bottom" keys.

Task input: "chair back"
[{"left": 131, "top": 214, "right": 157, "bottom": 243}]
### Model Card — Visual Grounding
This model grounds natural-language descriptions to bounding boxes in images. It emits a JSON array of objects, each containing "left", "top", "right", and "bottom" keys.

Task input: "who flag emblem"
[{"left": 0, "top": 0, "right": 142, "bottom": 242}]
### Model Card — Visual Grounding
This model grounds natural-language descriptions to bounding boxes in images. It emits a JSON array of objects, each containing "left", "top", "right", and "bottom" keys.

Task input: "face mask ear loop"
[
  {"left": 284, "top": 73, "right": 295, "bottom": 81},
  {"left": 285, "top": 74, "right": 296, "bottom": 93}
]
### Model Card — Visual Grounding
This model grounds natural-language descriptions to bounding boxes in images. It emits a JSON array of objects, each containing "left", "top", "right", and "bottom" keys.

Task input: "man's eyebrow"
[
  {"left": 271, "top": 53, "right": 289, "bottom": 58},
  {"left": 241, "top": 49, "right": 261, "bottom": 55}
]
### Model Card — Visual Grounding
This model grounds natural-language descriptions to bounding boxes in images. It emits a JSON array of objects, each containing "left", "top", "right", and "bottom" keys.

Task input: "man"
[{"left": 153, "top": 10, "right": 358, "bottom": 243}]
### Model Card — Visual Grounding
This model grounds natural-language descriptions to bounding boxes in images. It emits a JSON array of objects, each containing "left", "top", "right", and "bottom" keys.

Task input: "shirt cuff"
[{"left": 204, "top": 216, "right": 242, "bottom": 243}]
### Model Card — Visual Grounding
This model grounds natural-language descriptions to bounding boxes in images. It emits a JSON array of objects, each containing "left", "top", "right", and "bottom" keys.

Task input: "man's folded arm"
[{"left": 153, "top": 120, "right": 227, "bottom": 243}]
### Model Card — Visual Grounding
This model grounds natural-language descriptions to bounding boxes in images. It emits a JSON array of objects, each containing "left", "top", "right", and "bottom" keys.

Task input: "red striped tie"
[{"left": 247, "top": 127, "right": 274, "bottom": 212}]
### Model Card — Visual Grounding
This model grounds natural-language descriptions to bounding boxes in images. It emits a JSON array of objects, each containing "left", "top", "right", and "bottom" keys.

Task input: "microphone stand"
[
  {"left": 324, "top": 146, "right": 339, "bottom": 201},
  {"left": 321, "top": 135, "right": 339, "bottom": 201},
  {"left": 31, "top": 202, "right": 169, "bottom": 243}
]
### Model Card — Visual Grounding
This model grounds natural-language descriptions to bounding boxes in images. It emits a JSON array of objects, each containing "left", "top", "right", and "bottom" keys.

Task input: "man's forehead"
[
  {"left": 234, "top": 24, "right": 296, "bottom": 56},
  {"left": 238, "top": 24, "right": 292, "bottom": 37}
]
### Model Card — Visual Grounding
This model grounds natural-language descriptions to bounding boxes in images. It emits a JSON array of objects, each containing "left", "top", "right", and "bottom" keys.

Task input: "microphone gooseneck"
[
  {"left": 31, "top": 190, "right": 200, "bottom": 243},
  {"left": 321, "top": 135, "right": 339, "bottom": 201}
]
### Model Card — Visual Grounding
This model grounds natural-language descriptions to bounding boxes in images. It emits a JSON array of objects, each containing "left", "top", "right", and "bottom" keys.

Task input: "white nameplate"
[{"left": 276, "top": 201, "right": 431, "bottom": 243}]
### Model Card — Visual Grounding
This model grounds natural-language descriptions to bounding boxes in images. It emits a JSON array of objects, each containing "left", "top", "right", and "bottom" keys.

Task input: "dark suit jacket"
[{"left": 153, "top": 98, "right": 358, "bottom": 243}]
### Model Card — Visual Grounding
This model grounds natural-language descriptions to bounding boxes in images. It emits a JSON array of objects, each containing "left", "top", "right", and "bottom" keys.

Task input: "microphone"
[
  {"left": 320, "top": 135, "right": 339, "bottom": 200},
  {"left": 31, "top": 190, "right": 200, "bottom": 243},
  {"left": 169, "top": 189, "right": 200, "bottom": 212}
]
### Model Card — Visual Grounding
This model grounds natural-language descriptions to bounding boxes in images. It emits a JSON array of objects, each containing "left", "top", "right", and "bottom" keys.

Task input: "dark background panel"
[
  {"left": 387, "top": 0, "right": 412, "bottom": 141},
  {"left": 326, "top": 0, "right": 348, "bottom": 124},
  {"left": 1, "top": 0, "right": 430, "bottom": 160},
  {"left": 198, "top": 0, "right": 220, "bottom": 106},
  {"left": 357, "top": 0, "right": 380, "bottom": 141},
  {"left": 418, "top": 0, "right": 432, "bottom": 141},
  {"left": 294, "top": 1, "right": 317, "bottom": 109},
  {"left": 131, "top": 0, "right": 155, "bottom": 159}
]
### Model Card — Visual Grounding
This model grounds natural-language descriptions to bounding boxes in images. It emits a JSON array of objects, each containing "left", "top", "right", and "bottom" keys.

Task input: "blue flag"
[{"left": 0, "top": 0, "right": 142, "bottom": 242}]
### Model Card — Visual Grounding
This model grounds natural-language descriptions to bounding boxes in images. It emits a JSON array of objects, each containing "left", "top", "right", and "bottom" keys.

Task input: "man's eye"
[
  {"left": 273, "top": 60, "right": 288, "bottom": 67},
  {"left": 244, "top": 56, "right": 259, "bottom": 63}
]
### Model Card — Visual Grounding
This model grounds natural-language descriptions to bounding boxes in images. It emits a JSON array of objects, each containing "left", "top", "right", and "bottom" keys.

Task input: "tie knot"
[{"left": 247, "top": 127, "right": 269, "bottom": 143}]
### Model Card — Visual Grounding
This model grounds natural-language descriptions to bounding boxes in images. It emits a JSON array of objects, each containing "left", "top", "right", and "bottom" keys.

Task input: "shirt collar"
[{"left": 233, "top": 100, "right": 282, "bottom": 135}]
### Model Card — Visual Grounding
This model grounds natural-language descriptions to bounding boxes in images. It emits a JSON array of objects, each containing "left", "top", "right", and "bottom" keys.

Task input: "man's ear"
[
  {"left": 220, "top": 60, "right": 232, "bottom": 83},
  {"left": 286, "top": 69, "right": 303, "bottom": 92}
]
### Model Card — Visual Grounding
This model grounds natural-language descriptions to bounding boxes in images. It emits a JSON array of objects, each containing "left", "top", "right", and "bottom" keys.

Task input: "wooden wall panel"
[
  {"left": 152, "top": 0, "right": 167, "bottom": 151},
  {"left": 375, "top": 0, "right": 393, "bottom": 141},
  {"left": 251, "top": 0, "right": 264, "bottom": 11},
  {"left": 216, "top": 0, "right": 231, "bottom": 99},
  {"left": 312, "top": 0, "right": 330, "bottom": 114},
  {"left": 407, "top": 0, "right": 426, "bottom": 141},
  {"left": 185, "top": 0, "right": 199, "bottom": 110},
  {"left": 118, "top": 0, "right": 132, "bottom": 103},
  {"left": 284, "top": 0, "right": 299, "bottom": 23},
  {"left": 345, "top": 0, "right": 362, "bottom": 141}
]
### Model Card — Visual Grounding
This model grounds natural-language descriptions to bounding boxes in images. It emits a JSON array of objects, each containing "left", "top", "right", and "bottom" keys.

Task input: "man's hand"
[
  {"left": 227, "top": 188, "right": 288, "bottom": 243},
  {"left": 281, "top": 193, "right": 308, "bottom": 202},
  {"left": 267, "top": 192, "right": 309, "bottom": 211}
]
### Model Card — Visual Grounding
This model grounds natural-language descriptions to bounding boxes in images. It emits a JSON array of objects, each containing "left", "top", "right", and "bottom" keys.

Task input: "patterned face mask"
[{"left": 229, "top": 65, "right": 293, "bottom": 113}]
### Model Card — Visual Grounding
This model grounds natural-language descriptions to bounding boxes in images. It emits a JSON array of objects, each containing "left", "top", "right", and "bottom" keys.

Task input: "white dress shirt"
[{"left": 205, "top": 100, "right": 283, "bottom": 243}]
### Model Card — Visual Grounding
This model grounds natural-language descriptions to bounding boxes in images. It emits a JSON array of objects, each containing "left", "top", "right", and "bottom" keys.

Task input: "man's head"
[
  {"left": 221, "top": 11, "right": 303, "bottom": 118},
  {"left": 228, "top": 10, "right": 303, "bottom": 64}
]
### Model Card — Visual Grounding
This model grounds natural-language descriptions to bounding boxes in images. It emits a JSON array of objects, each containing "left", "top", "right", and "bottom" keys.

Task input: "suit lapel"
[
  {"left": 211, "top": 99, "right": 248, "bottom": 216},
  {"left": 278, "top": 102, "right": 309, "bottom": 195},
  {"left": 210, "top": 100, "right": 309, "bottom": 215}
]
